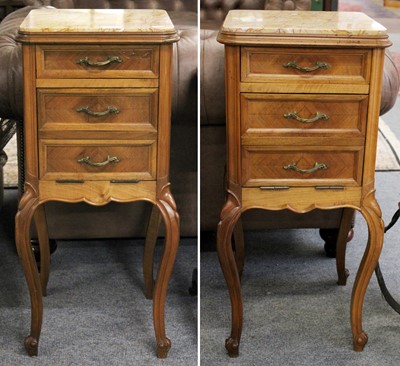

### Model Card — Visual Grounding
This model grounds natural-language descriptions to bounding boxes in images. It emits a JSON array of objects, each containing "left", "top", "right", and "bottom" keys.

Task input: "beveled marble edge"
[
  {"left": 220, "top": 10, "right": 387, "bottom": 37},
  {"left": 19, "top": 9, "right": 176, "bottom": 34}
]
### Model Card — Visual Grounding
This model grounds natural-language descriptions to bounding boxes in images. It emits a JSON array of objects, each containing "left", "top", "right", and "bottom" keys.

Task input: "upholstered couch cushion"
[{"left": 0, "top": 6, "right": 34, "bottom": 120}]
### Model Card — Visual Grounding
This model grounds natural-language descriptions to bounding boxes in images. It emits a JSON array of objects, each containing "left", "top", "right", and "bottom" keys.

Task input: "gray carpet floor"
[
  {"left": 201, "top": 172, "right": 400, "bottom": 365},
  {"left": 0, "top": 189, "right": 197, "bottom": 366}
]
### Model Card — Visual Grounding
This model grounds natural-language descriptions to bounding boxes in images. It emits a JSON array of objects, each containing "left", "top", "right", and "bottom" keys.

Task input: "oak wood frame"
[
  {"left": 217, "top": 28, "right": 389, "bottom": 357},
  {"left": 16, "top": 27, "right": 179, "bottom": 358}
]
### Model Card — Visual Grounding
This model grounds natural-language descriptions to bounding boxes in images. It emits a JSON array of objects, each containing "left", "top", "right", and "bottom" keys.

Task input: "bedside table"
[
  {"left": 16, "top": 9, "right": 179, "bottom": 358},
  {"left": 217, "top": 10, "right": 390, "bottom": 356}
]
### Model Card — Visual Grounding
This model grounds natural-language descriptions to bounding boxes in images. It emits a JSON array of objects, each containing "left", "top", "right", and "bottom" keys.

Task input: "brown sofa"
[
  {"left": 0, "top": 0, "right": 198, "bottom": 238},
  {"left": 200, "top": 0, "right": 400, "bottom": 248}
]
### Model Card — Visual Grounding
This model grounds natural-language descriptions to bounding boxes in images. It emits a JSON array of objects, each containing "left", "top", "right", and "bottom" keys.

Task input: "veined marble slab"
[
  {"left": 19, "top": 8, "right": 175, "bottom": 33},
  {"left": 221, "top": 10, "right": 387, "bottom": 37}
]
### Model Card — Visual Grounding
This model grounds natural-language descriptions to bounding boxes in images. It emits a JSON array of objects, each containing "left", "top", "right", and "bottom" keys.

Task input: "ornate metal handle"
[
  {"left": 283, "top": 61, "right": 329, "bottom": 72},
  {"left": 76, "top": 56, "right": 122, "bottom": 67},
  {"left": 283, "top": 112, "right": 329, "bottom": 123},
  {"left": 76, "top": 106, "right": 120, "bottom": 117},
  {"left": 283, "top": 162, "right": 328, "bottom": 174},
  {"left": 78, "top": 155, "right": 120, "bottom": 167}
]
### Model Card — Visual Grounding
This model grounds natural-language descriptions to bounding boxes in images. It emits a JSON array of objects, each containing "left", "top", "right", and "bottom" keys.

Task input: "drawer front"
[
  {"left": 241, "top": 47, "right": 371, "bottom": 84},
  {"left": 39, "top": 140, "right": 156, "bottom": 181},
  {"left": 242, "top": 147, "right": 363, "bottom": 187},
  {"left": 38, "top": 89, "right": 158, "bottom": 132},
  {"left": 36, "top": 45, "right": 159, "bottom": 79},
  {"left": 241, "top": 93, "right": 368, "bottom": 137}
]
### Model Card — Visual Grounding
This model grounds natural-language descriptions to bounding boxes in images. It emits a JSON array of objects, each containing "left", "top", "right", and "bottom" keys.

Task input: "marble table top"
[
  {"left": 220, "top": 10, "right": 387, "bottom": 37},
  {"left": 19, "top": 8, "right": 176, "bottom": 34}
]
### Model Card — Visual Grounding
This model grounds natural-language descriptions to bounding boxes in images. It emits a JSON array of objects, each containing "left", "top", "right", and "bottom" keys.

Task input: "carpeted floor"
[
  {"left": 201, "top": 172, "right": 400, "bottom": 365},
  {"left": 0, "top": 190, "right": 197, "bottom": 365}
]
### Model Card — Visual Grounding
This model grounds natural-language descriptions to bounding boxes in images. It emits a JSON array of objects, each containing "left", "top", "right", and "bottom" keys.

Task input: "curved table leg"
[
  {"left": 335, "top": 208, "right": 354, "bottom": 286},
  {"left": 216, "top": 192, "right": 242, "bottom": 357},
  {"left": 143, "top": 205, "right": 162, "bottom": 299},
  {"left": 233, "top": 217, "right": 245, "bottom": 280},
  {"left": 224, "top": 166, "right": 245, "bottom": 279},
  {"left": 15, "top": 187, "right": 43, "bottom": 356},
  {"left": 352, "top": 192, "right": 384, "bottom": 352},
  {"left": 153, "top": 185, "right": 180, "bottom": 358},
  {"left": 33, "top": 205, "right": 50, "bottom": 296}
]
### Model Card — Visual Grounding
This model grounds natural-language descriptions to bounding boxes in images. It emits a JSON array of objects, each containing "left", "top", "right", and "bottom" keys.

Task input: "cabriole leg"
[
  {"left": 233, "top": 217, "right": 245, "bottom": 280},
  {"left": 335, "top": 208, "right": 354, "bottom": 286},
  {"left": 33, "top": 205, "right": 50, "bottom": 296},
  {"left": 216, "top": 192, "right": 243, "bottom": 357},
  {"left": 15, "top": 187, "right": 43, "bottom": 356},
  {"left": 143, "top": 205, "right": 162, "bottom": 299},
  {"left": 352, "top": 193, "right": 384, "bottom": 351},
  {"left": 152, "top": 185, "right": 180, "bottom": 358}
]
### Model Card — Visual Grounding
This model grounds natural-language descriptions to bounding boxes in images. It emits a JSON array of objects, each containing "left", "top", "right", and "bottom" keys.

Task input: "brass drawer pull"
[
  {"left": 283, "top": 61, "right": 329, "bottom": 72},
  {"left": 77, "top": 106, "right": 120, "bottom": 117},
  {"left": 284, "top": 111, "right": 329, "bottom": 123},
  {"left": 76, "top": 56, "right": 122, "bottom": 67},
  {"left": 78, "top": 155, "right": 120, "bottom": 167},
  {"left": 283, "top": 162, "right": 328, "bottom": 174}
]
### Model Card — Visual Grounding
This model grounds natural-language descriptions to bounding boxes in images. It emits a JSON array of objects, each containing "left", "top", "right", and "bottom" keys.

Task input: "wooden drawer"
[
  {"left": 37, "top": 88, "right": 158, "bottom": 132},
  {"left": 241, "top": 47, "right": 371, "bottom": 84},
  {"left": 39, "top": 140, "right": 156, "bottom": 181},
  {"left": 241, "top": 146, "right": 363, "bottom": 187},
  {"left": 241, "top": 93, "right": 368, "bottom": 138},
  {"left": 36, "top": 45, "right": 159, "bottom": 79}
]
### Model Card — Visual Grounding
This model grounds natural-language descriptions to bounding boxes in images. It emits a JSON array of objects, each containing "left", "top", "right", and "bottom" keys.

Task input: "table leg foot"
[
  {"left": 24, "top": 335, "right": 38, "bottom": 357},
  {"left": 353, "top": 331, "right": 368, "bottom": 352},
  {"left": 225, "top": 337, "right": 239, "bottom": 357},
  {"left": 337, "top": 268, "right": 350, "bottom": 286},
  {"left": 156, "top": 337, "right": 171, "bottom": 358}
]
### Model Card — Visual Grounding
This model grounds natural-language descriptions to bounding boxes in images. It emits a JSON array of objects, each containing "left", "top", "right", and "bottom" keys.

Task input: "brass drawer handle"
[
  {"left": 283, "top": 61, "right": 329, "bottom": 72},
  {"left": 77, "top": 106, "right": 120, "bottom": 117},
  {"left": 78, "top": 155, "right": 120, "bottom": 167},
  {"left": 283, "top": 162, "right": 328, "bottom": 174},
  {"left": 284, "top": 112, "right": 329, "bottom": 123},
  {"left": 76, "top": 56, "right": 122, "bottom": 67}
]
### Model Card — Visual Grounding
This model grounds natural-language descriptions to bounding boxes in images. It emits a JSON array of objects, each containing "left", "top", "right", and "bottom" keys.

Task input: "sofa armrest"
[
  {"left": 381, "top": 50, "right": 400, "bottom": 115},
  {"left": 0, "top": 6, "right": 39, "bottom": 120}
]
